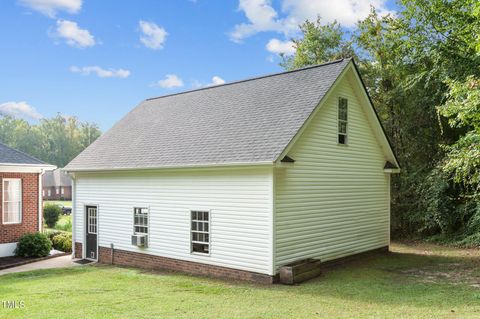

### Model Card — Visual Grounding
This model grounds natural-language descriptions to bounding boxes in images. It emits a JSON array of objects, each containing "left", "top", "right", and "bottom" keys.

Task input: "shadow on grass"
[{"left": 290, "top": 249, "right": 480, "bottom": 307}]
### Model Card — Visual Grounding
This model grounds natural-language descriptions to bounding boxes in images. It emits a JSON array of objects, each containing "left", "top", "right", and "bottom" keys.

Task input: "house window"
[
  {"left": 133, "top": 207, "right": 148, "bottom": 234},
  {"left": 61, "top": 187, "right": 64, "bottom": 195},
  {"left": 47, "top": 189, "right": 51, "bottom": 196},
  {"left": 56, "top": 188, "right": 59, "bottom": 194},
  {"left": 2, "top": 179, "right": 22, "bottom": 224},
  {"left": 191, "top": 210, "right": 210, "bottom": 254},
  {"left": 338, "top": 97, "right": 348, "bottom": 144},
  {"left": 42, "top": 190, "right": 45, "bottom": 197},
  {"left": 87, "top": 207, "right": 97, "bottom": 234}
]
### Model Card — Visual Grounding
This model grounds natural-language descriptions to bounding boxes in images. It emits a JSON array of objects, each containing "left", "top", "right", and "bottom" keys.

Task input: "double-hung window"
[
  {"left": 338, "top": 97, "right": 348, "bottom": 144},
  {"left": 191, "top": 210, "right": 210, "bottom": 254},
  {"left": 134, "top": 207, "right": 149, "bottom": 234},
  {"left": 2, "top": 179, "right": 22, "bottom": 224}
]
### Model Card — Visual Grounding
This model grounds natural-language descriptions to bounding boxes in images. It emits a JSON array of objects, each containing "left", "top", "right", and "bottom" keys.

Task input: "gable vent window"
[
  {"left": 133, "top": 207, "right": 149, "bottom": 234},
  {"left": 191, "top": 210, "right": 210, "bottom": 254},
  {"left": 338, "top": 97, "right": 348, "bottom": 144}
]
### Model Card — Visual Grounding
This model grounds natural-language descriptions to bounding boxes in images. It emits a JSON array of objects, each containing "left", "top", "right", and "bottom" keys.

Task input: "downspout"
[{"left": 71, "top": 174, "right": 76, "bottom": 258}]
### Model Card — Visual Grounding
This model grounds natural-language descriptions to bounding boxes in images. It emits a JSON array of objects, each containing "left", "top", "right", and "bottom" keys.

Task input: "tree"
[
  {"left": 0, "top": 114, "right": 101, "bottom": 167},
  {"left": 282, "top": 0, "right": 480, "bottom": 243},
  {"left": 280, "top": 17, "right": 355, "bottom": 70}
]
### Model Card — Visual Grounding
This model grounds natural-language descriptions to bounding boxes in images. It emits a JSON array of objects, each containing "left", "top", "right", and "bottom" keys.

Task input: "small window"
[
  {"left": 42, "top": 190, "right": 45, "bottom": 197},
  {"left": 134, "top": 207, "right": 148, "bottom": 234},
  {"left": 3, "top": 179, "right": 22, "bottom": 224},
  {"left": 61, "top": 187, "right": 64, "bottom": 195},
  {"left": 191, "top": 210, "right": 210, "bottom": 254},
  {"left": 338, "top": 97, "right": 348, "bottom": 144},
  {"left": 47, "top": 189, "right": 51, "bottom": 196},
  {"left": 56, "top": 188, "right": 59, "bottom": 194},
  {"left": 87, "top": 207, "right": 97, "bottom": 234}
]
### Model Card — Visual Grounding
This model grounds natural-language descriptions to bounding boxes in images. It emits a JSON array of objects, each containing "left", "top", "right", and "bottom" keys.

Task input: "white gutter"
[{"left": 64, "top": 161, "right": 275, "bottom": 173}]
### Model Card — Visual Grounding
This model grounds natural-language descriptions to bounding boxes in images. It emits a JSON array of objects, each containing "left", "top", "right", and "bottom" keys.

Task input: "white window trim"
[
  {"left": 190, "top": 209, "right": 211, "bottom": 256},
  {"left": 133, "top": 207, "right": 149, "bottom": 235},
  {"left": 2, "top": 178, "right": 22, "bottom": 225},
  {"left": 337, "top": 97, "right": 348, "bottom": 145},
  {"left": 87, "top": 206, "right": 97, "bottom": 235}
]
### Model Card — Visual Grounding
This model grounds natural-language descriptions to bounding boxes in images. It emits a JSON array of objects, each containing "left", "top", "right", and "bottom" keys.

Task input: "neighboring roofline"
[
  {"left": 64, "top": 161, "right": 275, "bottom": 173},
  {"left": 145, "top": 58, "right": 350, "bottom": 102},
  {"left": 0, "top": 142, "right": 50, "bottom": 166}
]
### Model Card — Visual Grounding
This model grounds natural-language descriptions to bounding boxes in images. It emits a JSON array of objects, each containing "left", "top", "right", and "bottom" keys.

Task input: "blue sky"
[{"left": 0, "top": 0, "right": 397, "bottom": 131}]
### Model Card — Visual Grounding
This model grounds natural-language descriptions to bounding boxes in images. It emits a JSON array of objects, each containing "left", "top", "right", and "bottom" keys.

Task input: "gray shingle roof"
[
  {"left": 65, "top": 59, "right": 350, "bottom": 171},
  {"left": 0, "top": 142, "right": 47, "bottom": 165}
]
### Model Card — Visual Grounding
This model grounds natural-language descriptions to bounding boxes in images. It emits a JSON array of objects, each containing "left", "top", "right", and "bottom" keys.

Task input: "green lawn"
[
  {"left": 43, "top": 200, "right": 72, "bottom": 208},
  {"left": 1, "top": 242, "right": 479, "bottom": 318}
]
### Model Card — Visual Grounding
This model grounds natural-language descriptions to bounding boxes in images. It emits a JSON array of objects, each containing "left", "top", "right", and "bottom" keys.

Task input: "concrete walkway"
[{"left": 0, "top": 255, "right": 80, "bottom": 275}]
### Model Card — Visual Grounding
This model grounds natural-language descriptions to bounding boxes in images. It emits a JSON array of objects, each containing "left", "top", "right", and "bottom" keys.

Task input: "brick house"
[
  {"left": 42, "top": 168, "right": 72, "bottom": 200},
  {"left": 0, "top": 143, "right": 55, "bottom": 257}
]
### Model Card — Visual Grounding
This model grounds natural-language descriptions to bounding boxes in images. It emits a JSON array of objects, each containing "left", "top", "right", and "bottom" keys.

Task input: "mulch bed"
[{"left": 0, "top": 252, "right": 70, "bottom": 271}]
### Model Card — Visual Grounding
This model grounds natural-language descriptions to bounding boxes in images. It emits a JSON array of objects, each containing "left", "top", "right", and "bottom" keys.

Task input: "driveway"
[{"left": 0, "top": 255, "right": 80, "bottom": 275}]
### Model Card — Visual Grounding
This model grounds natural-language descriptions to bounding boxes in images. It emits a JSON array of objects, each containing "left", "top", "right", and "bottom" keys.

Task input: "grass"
[
  {"left": 1, "top": 242, "right": 480, "bottom": 318},
  {"left": 43, "top": 200, "right": 72, "bottom": 208},
  {"left": 53, "top": 215, "right": 72, "bottom": 232}
]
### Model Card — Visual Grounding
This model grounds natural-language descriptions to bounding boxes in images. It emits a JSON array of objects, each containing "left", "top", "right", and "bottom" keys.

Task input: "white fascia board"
[
  {"left": 0, "top": 164, "right": 56, "bottom": 173},
  {"left": 64, "top": 161, "right": 275, "bottom": 174}
]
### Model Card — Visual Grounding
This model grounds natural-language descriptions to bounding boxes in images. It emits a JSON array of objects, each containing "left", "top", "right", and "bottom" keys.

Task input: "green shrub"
[
  {"left": 54, "top": 216, "right": 72, "bottom": 232},
  {"left": 44, "top": 204, "right": 61, "bottom": 228},
  {"left": 44, "top": 229, "right": 65, "bottom": 242},
  {"left": 15, "top": 232, "right": 52, "bottom": 257},
  {"left": 51, "top": 232, "right": 72, "bottom": 252}
]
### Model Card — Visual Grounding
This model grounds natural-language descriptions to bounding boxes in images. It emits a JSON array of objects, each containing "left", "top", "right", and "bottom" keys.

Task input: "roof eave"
[{"left": 64, "top": 161, "right": 275, "bottom": 173}]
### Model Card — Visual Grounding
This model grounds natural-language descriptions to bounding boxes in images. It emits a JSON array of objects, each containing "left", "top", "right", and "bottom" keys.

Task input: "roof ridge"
[
  {"left": 0, "top": 141, "right": 47, "bottom": 164},
  {"left": 145, "top": 58, "right": 351, "bottom": 102}
]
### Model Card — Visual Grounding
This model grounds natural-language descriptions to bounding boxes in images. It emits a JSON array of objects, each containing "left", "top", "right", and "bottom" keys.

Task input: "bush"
[
  {"left": 44, "top": 204, "right": 62, "bottom": 228},
  {"left": 44, "top": 229, "right": 65, "bottom": 242},
  {"left": 51, "top": 232, "right": 72, "bottom": 252},
  {"left": 15, "top": 232, "right": 52, "bottom": 257},
  {"left": 55, "top": 216, "right": 72, "bottom": 232}
]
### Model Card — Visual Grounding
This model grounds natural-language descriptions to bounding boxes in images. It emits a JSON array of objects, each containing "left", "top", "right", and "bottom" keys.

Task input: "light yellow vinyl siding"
[
  {"left": 274, "top": 73, "right": 390, "bottom": 268},
  {"left": 74, "top": 166, "right": 273, "bottom": 275}
]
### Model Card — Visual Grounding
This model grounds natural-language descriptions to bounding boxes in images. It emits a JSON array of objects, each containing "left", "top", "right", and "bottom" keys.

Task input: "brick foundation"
[
  {"left": 98, "top": 246, "right": 275, "bottom": 284},
  {"left": 74, "top": 242, "right": 82, "bottom": 259},
  {"left": 0, "top": 172, "right": 39, "bottom": 244}
]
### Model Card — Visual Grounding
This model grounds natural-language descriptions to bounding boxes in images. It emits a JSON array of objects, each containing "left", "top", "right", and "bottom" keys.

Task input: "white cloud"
[
  {"left": 230, "top": 0, "right": 282, "bottom": 42},
  {"left": 18, "top": 0, "right": 82, "bottom": 17},
  {"left": 230, "top": 0, "right": 392, "bottom": 41},
  {"left": 70, "top": 66, "right": 130, "bottom": 78},
  {"left": 0, "top": 101, "right": 43, "bottom": 121},
  {"left": 54, "top": 19, "right": 95, "bottom": 48},
  {"left": 153, "top": 74, "right": 184, "bottom": 88},
  {"left": 266, "top": 38, "right": 295, "bottom": 55},
  {"left": 139, "top": 20, "right": 167, "bottom": 50},
  {"left": 281, "top": 0, "right": 391, "bottom": 28},
  {"left": 210, "top": 76, "right": 226, "bottom": 86},
  {"left": 192, "top": 76, "right": 226, "bottom": 88}
]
